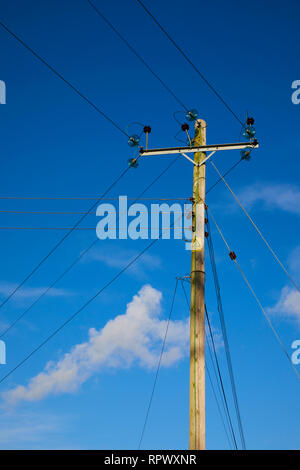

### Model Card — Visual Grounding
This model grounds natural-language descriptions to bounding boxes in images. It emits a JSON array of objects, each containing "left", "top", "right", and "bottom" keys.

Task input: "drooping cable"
[
  {"left": 206, "top": 216, "right": 246, "bottom": 449},
  {"left": 135, "top": 0, "right": 244, "bottom": 126},
  {"left": 138, "top": 279, "right": 179, "bottom": 449}
]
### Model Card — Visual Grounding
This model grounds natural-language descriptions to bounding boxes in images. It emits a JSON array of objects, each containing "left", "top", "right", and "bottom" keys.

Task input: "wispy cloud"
[
  {"left": 2, "top": 285, "right": 189, "bottom": 406},
  {"left": 0, "top": 282, "right": 73, "bottom": 301},
  {"left": 0, "top": 411, "right": 62, "bottom": 448},
  {"left": 268, "top": 246, "right": 300, "bottom": 324},
  {"left": 287, "top": 246, "right": 300, "bottom": 276},
  {"left": 86, "top": 246, "right": 162, "bottom": 278},
  {"left": 238, "top": 182, "right": 300, "bottom": 215},
  {"left": 268, "top": 286, "right": 300, "bottom": 324}
]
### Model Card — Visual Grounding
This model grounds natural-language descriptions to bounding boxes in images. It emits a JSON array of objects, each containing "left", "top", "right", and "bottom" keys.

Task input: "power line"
[
  {"left": 138, "top": 279, "right": 179, "bottom": 449},
  {"left": 210, "top": 160, "right": 300, "bottom": 294},
  {"left": 135, "top": 0, "right": 244, "bottom": 126},
  {"left": 0, "top": 196, "right": 190, "bottom": 200},
  {"left": 0, "top": 201, "right": 186, "bottom": 388},
  {"left": 0, "top": 226, "right": 185, "bottom": 231},
  {"left": 0, "top": 163, "right": 134, "bottom": 311},
  {"left": 0, "top": 209, "right": 191, "bottom": 216},
  {"left": 206, "top": 215, "right": 246, "bottom": 449},
  {"left": 0, "top": 155, "right": 245, "bottom": 336},
  {"left": 0, "top": 18, "right": 128, "bottom": 137},
  {"left": 0, "top": 155, "right": 248, "bottom": 386},
  {"left": 207, "top": 206, "right": 300, "bottom": 381},
  {"left": 87, "top": 0, "right": 188, "bottom": 111},
  {"left": 0, "top": 236, "right": 160, "bottom": 386},
  {"left": 0, "top": 157, "right": 180, "bottom": 339}
]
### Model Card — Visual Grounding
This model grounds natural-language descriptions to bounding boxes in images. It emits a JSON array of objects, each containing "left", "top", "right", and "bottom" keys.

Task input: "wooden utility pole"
[
  {"left": 189, "top": 118, "right": 206, "bottom": 450},
  {"left": 139, "top": 120, "right": 258, "bottom": 450}
]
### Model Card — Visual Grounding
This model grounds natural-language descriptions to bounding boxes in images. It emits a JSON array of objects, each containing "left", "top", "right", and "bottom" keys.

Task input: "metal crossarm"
[{"left": 140, "top": 141, "right": 259, "bottom": 157}]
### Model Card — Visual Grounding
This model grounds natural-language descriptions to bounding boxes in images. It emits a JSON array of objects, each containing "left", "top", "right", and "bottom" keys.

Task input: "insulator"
[
  {"left": 181, "top": 123, "right": 189, "bottom": 131},
  {"left": 246, "top": 117, "right": 255, "bottom": 126},
  {"left": 143, "top": 125, "right": 151, "bottom": 134},
  {"left": 128, "top": 158, "right": 139, "bottom": 169},
  {"left": 128, "top": 134, "right": 140, "bottom": 147},
  {"left": 241, "top": 149, "right": 251, "bottom": 161},
  {"left": 243, "top": 125, "right": 256, "bottom": 140},
  {"left": 185, "top": 109, "right": 199, "bottom": 121}
]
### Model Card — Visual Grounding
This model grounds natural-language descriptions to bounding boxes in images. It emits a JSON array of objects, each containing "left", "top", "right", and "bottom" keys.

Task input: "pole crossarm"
[{"left": 140, "top": 141, "right": 259, "bottom": 157}]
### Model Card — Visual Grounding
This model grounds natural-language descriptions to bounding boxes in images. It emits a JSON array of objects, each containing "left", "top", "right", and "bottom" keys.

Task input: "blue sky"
[{"left": 0, "top": 0, "right": 300, "bottom": 450}]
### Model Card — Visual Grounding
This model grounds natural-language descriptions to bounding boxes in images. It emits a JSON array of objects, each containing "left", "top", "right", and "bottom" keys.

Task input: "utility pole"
[
  {"left": 137, "top": 118, "right": 258, "bottom": 450},
  {"left": 190, "top": 119, "right": 206, "bottom": 450}
]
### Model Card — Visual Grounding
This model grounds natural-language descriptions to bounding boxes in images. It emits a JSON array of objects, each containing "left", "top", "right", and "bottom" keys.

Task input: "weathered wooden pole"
[{"left": 189, "top": 118, "right": 206, "bottom": 450}]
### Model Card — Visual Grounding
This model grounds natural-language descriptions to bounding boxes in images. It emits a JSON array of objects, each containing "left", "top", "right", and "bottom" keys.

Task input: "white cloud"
[
  {"left": 0, "top": 411, "right": 63, "bottom": 448},
  {"left": 267, "top": 286, "right": 300, "bottom": 323},
  {"left": 2, "top": 285, "right": 189, "bottom": 407},
  {"left": 238, "top": 182, "right": 300, "bottom": 215},
  {"left": 267, "top": 246, "right": 300, "bottom": 324}
]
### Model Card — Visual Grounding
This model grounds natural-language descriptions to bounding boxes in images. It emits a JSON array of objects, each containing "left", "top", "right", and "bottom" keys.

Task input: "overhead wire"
[
  {"left": 0, "top": 162, "right": 136, "bottom": 311},
  {"left": 0, "top": 196, "right": 190, "bottom": 201},
  {"left": 0, "top": 150, "right": 250, "bottom": 338},
  {"left": 0, "top": 235, "right": 162, "bottom": 386},
  {"left": 0, "top": 202, "right": 188, "bottom": 388},
  {"left": 206, "top": 217, "right": 246, "bottom": 449},
  {"left": 0, "top": 156, "right": 180, "bottom": 339},
  {"left": 0, "top": 15, "right": 162, "bottom": 309}
]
